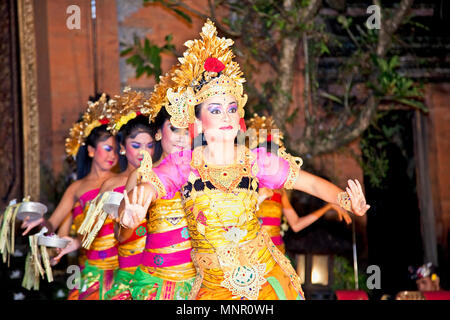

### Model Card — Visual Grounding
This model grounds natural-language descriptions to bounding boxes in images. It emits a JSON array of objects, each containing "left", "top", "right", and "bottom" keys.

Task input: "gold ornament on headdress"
[
  {"left": 166, "top": 19, "right": 248, "bottom": 128},
  {"left": 65, "top": 93, "right": 114, "bottom": 158},
  {"left": 146, "top": 65, "right": 179, "bottom": 113},
  {"left": 108, "top": 87, "right": 159, "bottom": 136},
  {"left": 246, "top": 113, "right": 285, "bottom": 149}
]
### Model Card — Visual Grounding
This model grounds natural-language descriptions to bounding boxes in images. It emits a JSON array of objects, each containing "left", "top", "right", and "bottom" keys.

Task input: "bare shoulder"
[{"left": 101, "top": 173, "right": 129, "bottom": 192}]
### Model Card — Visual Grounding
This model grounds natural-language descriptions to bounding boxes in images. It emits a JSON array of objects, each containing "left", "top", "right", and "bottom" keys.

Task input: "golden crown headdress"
[
  {"left": 146, "top": 65, "right": 179, "bottom": 114},
  {"left": 246, "top": 113, "right": 284, "bottom": 149},
  {"left": 108, "top": 87, "right": 159, "bottom": 135},
  {"left": 166, "top": 19, "right": 248, "bottom": 128},
  {"left": 65, "top": 93, "right": 114, "bottom": 158}
]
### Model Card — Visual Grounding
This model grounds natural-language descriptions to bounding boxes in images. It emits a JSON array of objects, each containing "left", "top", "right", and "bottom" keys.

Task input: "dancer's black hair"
[
  {"left": 74, "top": 93, "right": 112, "bottom": 180},
  {"left": 116, "top": 115, "right": 160, "bottom": 171},
  {"left": 75, "top": 124, "right": 112, "bottom": 179},
  {"left": 153, "top": 106, "right": 170, "bottom": 157}
]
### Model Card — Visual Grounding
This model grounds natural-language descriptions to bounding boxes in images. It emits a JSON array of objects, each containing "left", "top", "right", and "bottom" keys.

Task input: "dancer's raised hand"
[
  {"left": 345, "top": 179, "right": 370, "bottom": 216},
  {"left": 120, "top": 186, "right": 151, "bottom": 229}
]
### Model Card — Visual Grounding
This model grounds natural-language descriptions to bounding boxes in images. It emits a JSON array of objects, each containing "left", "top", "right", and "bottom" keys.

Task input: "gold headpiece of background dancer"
[
  {"left": 108, "top": 87, "right": 160, "bottom": 135},
  {"left": 65, "top": 93, "right": 114, "bottom": 158},
  {"left": 246, "top": 113, "right": 285, "bottom": 149},
  {"left": 165, "top": 19, "right": 247, "bottom": 128},
  {"left": 146, "top": 65, "right": 178, "bottom": 114}
]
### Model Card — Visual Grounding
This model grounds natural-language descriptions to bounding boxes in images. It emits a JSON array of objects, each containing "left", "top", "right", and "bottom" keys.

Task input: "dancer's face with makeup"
[
  {"left": 197, "top": 94, "right": 240, "bottom": 143},
  {"left": 89, "top": 136, "right": 118, "bottom": 170},
  {"left": 123, "top": 132, "right": 155, "bottom": 168},
  {"left": 159, "top": 120, "right": 190, "bottom": 155}
]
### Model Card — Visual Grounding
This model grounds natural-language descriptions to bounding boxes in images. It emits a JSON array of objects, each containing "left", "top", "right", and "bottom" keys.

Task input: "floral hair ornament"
[
  {"left": 166, "top": 19, "right": 248, "bottom": 129},
  {"left": 409, "top": 262, "right": 438, "bottom": 281},
  {"left": 108, "top": 87, "right": 160, "bottom": 136},
  {"left": 65, "top": 93, "right": 114, "bottom": 159}
]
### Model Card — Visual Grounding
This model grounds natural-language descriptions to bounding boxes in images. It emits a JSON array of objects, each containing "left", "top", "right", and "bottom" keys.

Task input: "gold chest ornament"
[{"left": 189, "top": 146, "right": 268, "bottom": 299}]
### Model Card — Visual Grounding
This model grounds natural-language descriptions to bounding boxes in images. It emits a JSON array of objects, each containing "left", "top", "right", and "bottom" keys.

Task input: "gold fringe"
[
  {"left": 40, "top": 245, "right": 53, "bottom": 283},
  {"left": 0, "top": 202, "right": 20, "bottom": 266},
  {"left": 22, "top": 252, "right": 39, "bottom": 290},
  {"left": 29, "top": 235, "right": 44, "bottom": 278},
  {"left": 79, "top": 193, "right": 109, "bottom": 249}
]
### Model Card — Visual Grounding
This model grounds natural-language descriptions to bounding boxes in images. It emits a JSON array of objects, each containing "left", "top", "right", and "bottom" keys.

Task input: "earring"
[
  {"left": 189, "top": 123, "right": 196, "bottom": 141},
  {"left": 120, "top": 149, "right": 126, "bottom": 155},
  {"left": 239, "top": 118, "right": 247, "bottom": 132},
  {"left": 155, "top": 132, "right": 162, "bottom": 141}
]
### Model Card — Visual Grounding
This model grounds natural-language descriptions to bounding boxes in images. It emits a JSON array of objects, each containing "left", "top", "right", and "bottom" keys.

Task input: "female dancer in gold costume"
[
  {"left": 118, "top": 79, "right": 196, "bottom": 300},
  {"left": 101, "top": 89, "right": 160, "bottom": 300},
  {"left": 119, "top": 20, "right": 369, "bottom": 300},
  {"left": 20, "top": 94, "right": 118, "bottom": 299}
]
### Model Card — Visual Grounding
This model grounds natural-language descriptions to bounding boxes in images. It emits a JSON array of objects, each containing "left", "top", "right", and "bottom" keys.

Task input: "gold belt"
[{"left": 192, "top": 231, "right": 269, "bottom": 271}]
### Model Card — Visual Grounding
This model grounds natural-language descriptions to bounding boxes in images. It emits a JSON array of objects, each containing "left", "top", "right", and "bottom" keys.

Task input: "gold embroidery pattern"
[
  {"left": 137, "top": 150, "right": 167, "bottom": 198},
  {"left": 278, "top": 147, "right": 303, "bottom": 189},
  {"left": 261, "top": 230, "right": 305, "bottom": 298},
  {"left": 192, "top": 146, "right": 256, "bottom": 193},
  {"left": 221, "top": 263, "right": 267, "bottom": 300},
  {"left": 188, "top": 250, "right": 204, "bottom": 300},
  {"left": 338, "top": 192, "right": 352, "bottom": 211}
]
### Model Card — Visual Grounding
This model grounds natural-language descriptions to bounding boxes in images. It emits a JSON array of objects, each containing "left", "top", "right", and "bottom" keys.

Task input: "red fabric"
[
  {"left": 269, "top": 192, "right": 282, "bottom": 203},
  {"left": 239, "top": 118, "right": 247, "bottom": 132},
  {"left": 335, "top": 290, "right": 369, "bottom": 300},
  {"left": 423, "top": 291, "right": 450, "bottom": 300},
  {"left": 120, "top": 221, "right": 147, "bottom": 244}
]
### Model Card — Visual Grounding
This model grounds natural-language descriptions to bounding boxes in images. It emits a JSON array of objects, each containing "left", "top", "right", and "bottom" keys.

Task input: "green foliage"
[
  {"left": 332, "top": 255, "right": 368, "bottom": 292},
  {"left": 143, "top": 0, "right": 192, "bottom": 23},
  {"left": 120, "top": 34, "right": 176, "bottom": 81},
  {"left": 369, "top": 55, "right": 427, "bottom": 112},
  {"left": 126, "top": 0, "right": 427, "bottom": 161},
  {"left": 358, "top": 111, "right": 412, "bottom": 189}
]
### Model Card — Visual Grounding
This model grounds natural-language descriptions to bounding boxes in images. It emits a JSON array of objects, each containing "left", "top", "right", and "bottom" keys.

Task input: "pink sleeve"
[
  {"left": 252, "top": 147, "right": 290, "bottom": 189},
  {"left": 153, "top": 150, "right": 192, "bottom": 199}
]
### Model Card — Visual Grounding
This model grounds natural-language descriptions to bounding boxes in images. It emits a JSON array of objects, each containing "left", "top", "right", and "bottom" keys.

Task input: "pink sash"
[
  {"left": 145, "top": 226, "right": 190, "bottom": 249},
  {"left": 271, "top": 235, "right": 283, "bottom": 246},
  {"left": 97, "top": 222, "right": 114, "bottom": 238},
  {"left": 260, "top": 217, "right": 281, "bottom": 226},
  {"left": 141, "top": 248, "right": 192, "bottom": 268},
  {"left": 113, "top": 185, "right": 125, "bottom": 193},
  {"left": 79, "top": 188, "right": 100, "bottom": 208},
  {"left": 86, "top": 246, "right": 118, "bottom": 260},
  {"left": 118, "top": 253, "right": 143, "bottom": 269},
  {"left": 72, "top": 205, "right": 83, "bottom": 220}
]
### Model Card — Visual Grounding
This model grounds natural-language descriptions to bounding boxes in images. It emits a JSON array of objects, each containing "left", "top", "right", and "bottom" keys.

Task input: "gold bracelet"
[{"left": 337, "top": 192, "right": 352, "bottom": 211}]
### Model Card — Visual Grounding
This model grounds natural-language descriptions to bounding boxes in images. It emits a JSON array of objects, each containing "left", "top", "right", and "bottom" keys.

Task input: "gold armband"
[
  {"left": 278, "top": 147, "right": 303, "bottom": 189},
  {"left": 137, "top": 149, "right": 167, "bottom": 198},
  {"left": 338, "top": 192, "right": 352, "bottom": 211}
]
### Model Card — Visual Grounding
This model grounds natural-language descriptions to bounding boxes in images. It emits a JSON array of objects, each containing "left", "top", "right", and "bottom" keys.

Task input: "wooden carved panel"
[
  {"left": 18, "top": 0, "right": 40, "bottom": 201},
  {"left": 0, "top": 0, "right": 22, "bottom": 208}
]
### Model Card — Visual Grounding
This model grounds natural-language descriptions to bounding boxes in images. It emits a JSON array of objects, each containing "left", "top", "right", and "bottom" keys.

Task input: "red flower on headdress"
[
  {"left": 204, "top": 57, "right": 225, "bottom": 73},
  {"left": 99, "top": 118, "right": 110, "bottom": 125}
]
